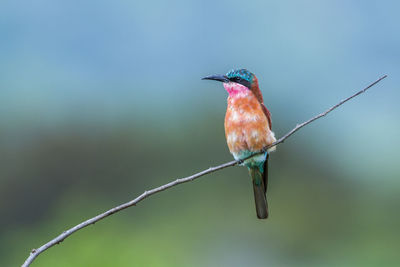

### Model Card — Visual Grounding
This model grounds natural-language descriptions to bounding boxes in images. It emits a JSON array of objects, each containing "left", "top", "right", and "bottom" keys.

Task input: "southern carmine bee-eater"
[{"left": 203, "top": 69, "right": 276, "bottom": 219}]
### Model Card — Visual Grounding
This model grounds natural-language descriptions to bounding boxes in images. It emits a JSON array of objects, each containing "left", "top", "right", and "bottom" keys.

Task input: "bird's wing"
[
  {"left": 261, "top": 104, "right": 271, "bottom": 196},
  {"left": 261, "top": 103, "right": 272, "bottom": 130}
]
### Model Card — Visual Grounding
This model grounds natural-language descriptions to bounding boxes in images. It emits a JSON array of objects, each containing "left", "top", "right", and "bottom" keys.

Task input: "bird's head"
[
  {"left": 202, "top": 68, "right": 255, "bottom": 88},
  {"left": 202, "top": 68, "right": 262, "bottom": 101},
  {"left": 225, "top": 69, "right": 256, "bottom": 89}
]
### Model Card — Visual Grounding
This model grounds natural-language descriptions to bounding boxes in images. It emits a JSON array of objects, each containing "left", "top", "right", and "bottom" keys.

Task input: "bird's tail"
[{"left": 249, "top": 167, "right": 268, "bottom": 219}]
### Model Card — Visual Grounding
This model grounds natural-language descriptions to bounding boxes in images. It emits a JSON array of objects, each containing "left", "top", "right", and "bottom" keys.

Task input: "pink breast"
[{"left": 224, "top": 91, "right": 272, "bottom": 154}]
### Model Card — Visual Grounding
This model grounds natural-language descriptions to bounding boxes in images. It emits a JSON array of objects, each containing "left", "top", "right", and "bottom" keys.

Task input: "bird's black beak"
[{"left": 202, "top": 74, "right": 230, "bottom": 83}]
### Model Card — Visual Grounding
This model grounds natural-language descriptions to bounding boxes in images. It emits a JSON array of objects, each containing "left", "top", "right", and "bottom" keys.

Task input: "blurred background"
[{"left": 1, "top": 0, "right": 399, "bottom": 266}]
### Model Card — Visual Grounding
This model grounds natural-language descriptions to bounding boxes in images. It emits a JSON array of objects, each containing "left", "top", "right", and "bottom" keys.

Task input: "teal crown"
[{"left": 226, "top": 69, "right": 254, "bottom": 83}]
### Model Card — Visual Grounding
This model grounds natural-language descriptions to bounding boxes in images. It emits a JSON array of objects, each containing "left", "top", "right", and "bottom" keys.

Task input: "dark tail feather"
[
  {"left": 263, "top": 155, "right": 269, "bottom": 194},
  {"left": 249, "top": 167, "right": 268, "bottom": 219}
]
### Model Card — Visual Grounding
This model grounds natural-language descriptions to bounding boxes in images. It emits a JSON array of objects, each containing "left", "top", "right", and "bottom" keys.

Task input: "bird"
[{"left": 202, "top": 69, "right": 276, "bottom": 219}]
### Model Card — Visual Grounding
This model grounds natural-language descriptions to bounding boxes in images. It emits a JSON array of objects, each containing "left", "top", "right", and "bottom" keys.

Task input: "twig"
[
  {"left": 262, "top": 74, "right": 388, "bottom": 151},
  {"left": 21, "top": 75, "right": 387, "bottom": 267}
]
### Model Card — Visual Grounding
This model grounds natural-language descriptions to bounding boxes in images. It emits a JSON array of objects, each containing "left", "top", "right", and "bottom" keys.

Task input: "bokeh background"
[{"left": 1, "top": 0, "right": 399, "bottom": 266}]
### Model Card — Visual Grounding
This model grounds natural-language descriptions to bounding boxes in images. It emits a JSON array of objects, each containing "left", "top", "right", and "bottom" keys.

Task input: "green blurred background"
[{"left": 1, "top": 0, "right": 399, "bottom": 266}]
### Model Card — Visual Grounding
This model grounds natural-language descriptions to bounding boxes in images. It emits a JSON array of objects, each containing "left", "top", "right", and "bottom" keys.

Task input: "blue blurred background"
[{"left": 1, "top": 0, "right": 399, "bottom": 266}]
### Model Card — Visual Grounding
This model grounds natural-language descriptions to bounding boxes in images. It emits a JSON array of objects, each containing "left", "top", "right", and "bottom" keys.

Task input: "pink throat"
[{"left": 223, "top": 82, "right": 249, "bottom": 97}]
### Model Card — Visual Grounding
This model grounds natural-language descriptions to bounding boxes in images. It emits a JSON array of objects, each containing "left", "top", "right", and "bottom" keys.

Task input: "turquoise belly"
[{"left": 233, "top": 150, "right": 267, "bottom": 172}]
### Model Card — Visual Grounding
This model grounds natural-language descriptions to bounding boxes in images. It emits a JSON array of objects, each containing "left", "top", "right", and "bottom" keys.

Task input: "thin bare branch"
[{"left": 22, "top": 75, "right": 387, "bottom": 267}]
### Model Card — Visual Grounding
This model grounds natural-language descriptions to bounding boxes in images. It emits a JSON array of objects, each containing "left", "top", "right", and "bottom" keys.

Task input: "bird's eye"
[{"left": 235, "top": 77, "right": 241, "bottom": 81}]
